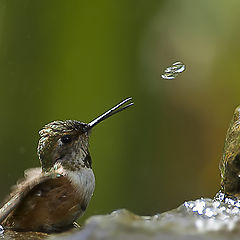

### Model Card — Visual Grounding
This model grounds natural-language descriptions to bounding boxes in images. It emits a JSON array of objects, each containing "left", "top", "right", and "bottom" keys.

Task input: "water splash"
[{"left": 161, "top": 61, "right": 185, "bottom": 80}]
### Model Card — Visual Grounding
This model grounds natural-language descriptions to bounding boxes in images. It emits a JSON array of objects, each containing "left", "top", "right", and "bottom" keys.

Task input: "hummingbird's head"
[
  {"left": 38, "top": 120, "right": 91, "bottom": 171},
  {"left": 37, "top": 97, "right": 134, "bottom": 172}
]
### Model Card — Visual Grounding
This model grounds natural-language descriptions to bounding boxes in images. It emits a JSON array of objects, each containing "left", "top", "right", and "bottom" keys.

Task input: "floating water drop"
[{"left": 161, "top": 61, "right": 185, "bottom": 80}]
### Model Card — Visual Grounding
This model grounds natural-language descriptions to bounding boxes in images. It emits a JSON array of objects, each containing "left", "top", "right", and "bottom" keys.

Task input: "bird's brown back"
[{"left": 3, "top": 175, "right": 86, "bottom": 232}]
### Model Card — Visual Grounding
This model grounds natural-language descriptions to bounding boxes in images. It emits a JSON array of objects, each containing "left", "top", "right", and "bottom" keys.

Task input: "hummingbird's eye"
[{"left": 60, "top": 135, "right": 72, "bottom": 144}]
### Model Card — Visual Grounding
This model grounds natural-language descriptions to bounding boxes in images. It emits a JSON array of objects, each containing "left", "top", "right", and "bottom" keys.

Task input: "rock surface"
[{"left": 48, "top": 196, "right": 240, "bottom": 240}]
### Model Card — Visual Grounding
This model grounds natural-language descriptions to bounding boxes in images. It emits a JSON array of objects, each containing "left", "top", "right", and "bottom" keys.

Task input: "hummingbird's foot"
[
  {"left": 73, "top": 222, "right": 81, "bottom": 228},
  {"left": 73, "top": 222, "right": 80, "bottom": 229}
]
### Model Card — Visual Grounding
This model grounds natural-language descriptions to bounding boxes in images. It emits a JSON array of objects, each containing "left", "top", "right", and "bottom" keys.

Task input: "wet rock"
[{"left": 49, "top": 198, "right": 240, "bottom": 240}]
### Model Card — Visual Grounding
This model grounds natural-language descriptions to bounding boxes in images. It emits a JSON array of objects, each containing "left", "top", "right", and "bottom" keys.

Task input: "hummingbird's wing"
[{"left": 0, "top": 168, "right": 59, "bottom": 224}]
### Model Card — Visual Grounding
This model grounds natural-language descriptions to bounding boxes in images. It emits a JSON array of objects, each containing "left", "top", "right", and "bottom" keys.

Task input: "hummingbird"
[{"left": 0, "top": 97, "right": 134, "bottom": 233}]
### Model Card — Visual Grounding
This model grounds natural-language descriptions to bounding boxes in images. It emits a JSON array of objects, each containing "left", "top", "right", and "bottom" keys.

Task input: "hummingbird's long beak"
[{"left": 85, "top": 97, "right": 134, "bottom": 131}]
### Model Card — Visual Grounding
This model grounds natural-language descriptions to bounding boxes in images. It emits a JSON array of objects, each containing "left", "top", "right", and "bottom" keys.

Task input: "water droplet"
[{"left": 161, "top": 61, "right": 185, "bottom": 80}]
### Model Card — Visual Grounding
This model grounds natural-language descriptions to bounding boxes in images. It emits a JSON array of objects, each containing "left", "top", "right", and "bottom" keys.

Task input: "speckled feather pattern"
[{"left": 37, "top": 120, "right": 89, "bottom": 171}]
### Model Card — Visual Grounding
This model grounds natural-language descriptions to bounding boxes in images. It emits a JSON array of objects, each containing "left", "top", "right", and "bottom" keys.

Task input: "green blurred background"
[{"left": 0, "top": 0, "right": 239, "bottom": 223}]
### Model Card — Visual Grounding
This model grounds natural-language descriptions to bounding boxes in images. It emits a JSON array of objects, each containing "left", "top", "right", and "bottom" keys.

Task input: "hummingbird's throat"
[{"left": 55, "top": 146, "right": 89, "bottom": 171}]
